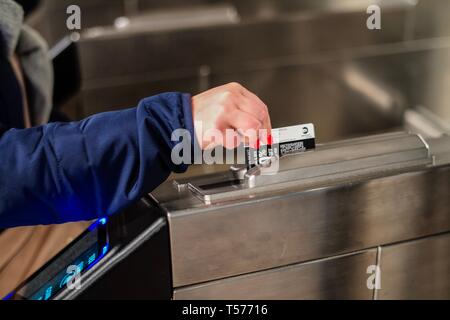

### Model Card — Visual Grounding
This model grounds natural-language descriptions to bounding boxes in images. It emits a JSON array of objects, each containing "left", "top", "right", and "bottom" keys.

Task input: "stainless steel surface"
[
  {"left": 150, "top": 135, "right": 450, "bottom": 287},
  {"left": 78, "top": 1, "right": 410, "bottom": 81},
  {"left": 412, "top": 0, "right": 450, "bottom": 40},
  {"left": 85, "top": 4, "right": 240, "bottom": 36},
  {"left": 378, "top": 233, "right": 450, "bottom": 299},
  {"left": 244, "top": 132, "right": 430, "bottom": 187},
  {"left": 29, "top": 0, "right": 450, "bottom": 130},
  {"left": 232, "top": 0, "right": 412, "bottom": 19},
  {"left": 405, "top": 107, "right": 450, "bottom": 139},
  {"left": 184, "top": 132, "right": 431, "bottom": 204},
  {"left": 31, "top": 0, "right": 450, "bottom": 47},
  {"left": 174, "top": 249, "right": 377, "bottom": 300},
  {"left": 70, "top": 0, "right": 450, "bottom": 145},
  {"left": 75, "top": 0, "right": 413, "bottom": 140},
  {"left": 166, "top": 167, "right": 450, "bottom": 287},
  {"left": 428, "top": 135, "right": 450, "bottom": 167},
  {"left": 29, "top": 0, "right": 125, "bottom": 47},
  {"left": 24, "top": 0, "right": 450, "bottom": 299},
  {"left": 209, "top": 40, "right": 450, "bottom": 140}
]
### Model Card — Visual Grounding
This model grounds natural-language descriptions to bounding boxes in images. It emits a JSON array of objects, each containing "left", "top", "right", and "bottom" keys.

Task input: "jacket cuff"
[{"left": 140, "top": 92, "right": 196, "bottom": 173}]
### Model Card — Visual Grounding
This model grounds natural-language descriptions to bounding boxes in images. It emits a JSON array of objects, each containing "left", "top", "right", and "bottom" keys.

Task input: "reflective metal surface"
[
  {"left": 18, "top": 0, "right": 450, "bottom": 300},
  {"left": 174, "top": 249, "right": 377, "bottom": 300},
  {"left": 78, "top": 0, "right": 410, "bottom": 81},
  {"left": 68, "top": 0, "right": 450, "bottom": 146},
  {"left": 378, "top": 233, "right": 450, "bottom": 299},
  {"left": 428, "top": 136, "right": 450, "bottom": 166},
  {"left": 165, "top": 167, "right": 450, "bottom": 287},
  {"left": 29, "top": 0, "right": 450, "bottom": 131},
  {"left": 73, "top": 0, "right": 410, "bottom": 139},
  {"left": 183, "top": 132, "right": 431, "bottom": 204},
  {"left": 150, "top": 134, "right": 450, "bottom": 287},
  {"left": 412, "top": 0, "right": 450, "bottom": 40}
]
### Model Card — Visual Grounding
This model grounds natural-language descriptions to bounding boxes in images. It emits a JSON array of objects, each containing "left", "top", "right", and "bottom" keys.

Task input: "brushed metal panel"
[
  {"left": 81, "top": 76, "right": 199, "bottom": 116},
  {"left": 77, "top": 4, "right": 407, "bottom": 81},
  {"left": 166, "top": 166, "right": 450, "bottom": 287},
  {"left": 30, "top": 0, "right": 125, "bottom": 47},
  {"left": 413, "top": 0, "right": 450, "bottom": 40},
  {"left": 211, "top": 61, "right": 404, "bottom": 142},
  {"left": 73, "top": 0, "right": 417, "bottom": 134},
  {"left": 77, "top": 38, "right": 450, "bottom": 135},
  {"left": 174, "top": 249, "right": 377, "bottom": 300},
  {"left": 232, "top": 0, "right": 412, "bottom": 20},
  {"left": 408, "top": 45, "right": 450, "bottom": 124},
  {"left": 211, "top": 42, "right": 450, "bottom": 141},
  {"left": 137, "top": 0, "right": 210, "bottom": 12},
  {"left": 429, "top": 136, "right": 450, "bottom": 166},
  {"left": 185, "top": 133, "right": 431, "bottom": 204},
  {"left": 378, "top": 233, "right": 450, "bottom": 299}
]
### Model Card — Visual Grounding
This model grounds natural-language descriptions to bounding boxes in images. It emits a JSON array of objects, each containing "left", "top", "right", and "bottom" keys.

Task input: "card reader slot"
[{"left": 181, "top": 132, "right": 432, "bottom": 204}]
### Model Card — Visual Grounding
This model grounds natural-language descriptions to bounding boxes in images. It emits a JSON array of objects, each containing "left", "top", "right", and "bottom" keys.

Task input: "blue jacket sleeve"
[{"left": 0, "top": 92, "right": 195, "bottom": 228}]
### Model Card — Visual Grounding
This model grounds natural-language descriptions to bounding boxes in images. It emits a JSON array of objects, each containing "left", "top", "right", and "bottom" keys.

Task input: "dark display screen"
[
  {"left": 29, "top": 242, "right": 103, "bottom": 300},
  {"left": 4, "top": 218, "right": 109, "bottom": 300}
]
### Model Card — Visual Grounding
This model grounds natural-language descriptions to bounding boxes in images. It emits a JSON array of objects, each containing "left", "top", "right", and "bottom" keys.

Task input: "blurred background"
[
  {"left": 3, "top": 0, "right": 449, "bottom": 300},
  {"left": 25, "top": 0, "right": 450, "bottom": 144}
]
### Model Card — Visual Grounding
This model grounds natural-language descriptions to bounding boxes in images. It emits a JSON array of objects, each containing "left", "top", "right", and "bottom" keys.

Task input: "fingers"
[
  {"left": 226, "top": 83, "right": 268, "bottom": 121},
  {"left": 223, "top": 130, "right": 241, "bottom": 149},
  {"left": 235, "top": 96, "right": 266, "bottom": 123},
  {"left": 261, "top": 114, "right": 272, "bottom": 145},
  {"left": 224, "top": 109, "right": 261, "bottom": 149},
  {"left": 226, "top": 108, "right": 262, "bottom": 131},
  {"left": 192, "top": 82, "right": 272, "bottom": 150},
  {"left": 225, "top": 82, "right": 271, "bottom": 134},
  {"left": 235, "top": 86, "right": 272, "bottom": 144},
  {"left": 238, "top": 96, "right": 272, "bottom": 145}
]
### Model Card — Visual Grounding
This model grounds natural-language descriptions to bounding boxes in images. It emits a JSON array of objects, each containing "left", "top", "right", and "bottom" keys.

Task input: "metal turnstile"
[{"left": 7, "top": 132, "right": 450, "bottom": 300}]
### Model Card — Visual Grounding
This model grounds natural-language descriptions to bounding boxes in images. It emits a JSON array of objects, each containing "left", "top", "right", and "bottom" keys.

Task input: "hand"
[{"left": 192, "top": 82, "right": 272, "bottom": 149}]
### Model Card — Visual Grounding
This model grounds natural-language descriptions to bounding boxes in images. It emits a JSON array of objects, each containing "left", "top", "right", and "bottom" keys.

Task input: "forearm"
[{"left": 0, "top": 93, "right": 194, "bottom": 228}]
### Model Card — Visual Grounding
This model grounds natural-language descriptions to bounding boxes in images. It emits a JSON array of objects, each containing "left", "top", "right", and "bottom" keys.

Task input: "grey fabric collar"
[
  {"left": 0, "top": 0, "right": 23, "bottom": 58},
  {"left": 0, "top": 0, "right": 53, "bottom": 126},
  {"left": 17, "top": 25, "right": 53, "bottom": 125}
]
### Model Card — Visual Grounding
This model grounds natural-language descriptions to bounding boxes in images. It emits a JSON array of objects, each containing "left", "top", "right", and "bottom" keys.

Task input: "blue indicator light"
[
  {"left": 88, "top": 217, "right": 107, "bottom": 231},
  {"left": 88, "top": 253, "right": 96, "bottom": 265},
  {"left": 59, "top": 263, "right": 84, "bottom": 288},
  {"left": 44, "top": 286, "right": 53, "bottom": 300},
  {"left": 2, "top": 292, "right": 14, "bottom": 300},
  {"left": 2, "top": 240, "right": 111, "bottom": 300},
  {"left": 59, "top": 274, "right": 72, "bottom": 288}
]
